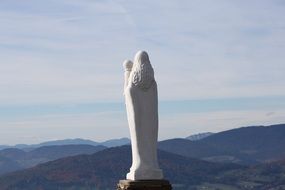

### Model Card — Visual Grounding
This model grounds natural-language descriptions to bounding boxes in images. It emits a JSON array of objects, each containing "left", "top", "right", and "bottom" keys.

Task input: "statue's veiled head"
[
  {"left": 131, "top": 51, "right": 155, "bottom": 91},
  {"left": 134, "top": 51, "right": 150, "bottom": 65}
]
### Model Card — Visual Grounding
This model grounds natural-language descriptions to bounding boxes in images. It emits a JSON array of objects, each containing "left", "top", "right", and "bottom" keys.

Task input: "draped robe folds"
[{"left": 123, "top": 51, "right": 163, "bottom": 180}]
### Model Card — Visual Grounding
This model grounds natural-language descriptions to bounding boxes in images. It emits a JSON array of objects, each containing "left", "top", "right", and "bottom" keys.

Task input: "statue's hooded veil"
[{"left": 131, "top": 51, "right": 155, "bottom": 91}]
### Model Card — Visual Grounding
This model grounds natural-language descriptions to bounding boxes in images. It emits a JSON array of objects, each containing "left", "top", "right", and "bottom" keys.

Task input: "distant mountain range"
[
  {"left": 186, "top": 132, "right": 214, "bottom": 141},
  {"left": 160, "top": 124, "right": 285, "bottom": 165},
  {"left": 0, "top": 138, "right": 130, "bottom": 176},
  {"left": 201, "top": 124, "right": 285, "bottom": 160},
  {"left": 0, "top": 124, "right": 285, "bottom": 189},
  {"left": 0, "top": 146, "right": 242, "bottom": 190},
  {"left": 0, "top": 145, "right": 106, "bottom": 175},
  {"left": 0, "top": 138, "right": 130, "bottom": 151},
  {"left": 1, "top": 145, "right": 285, "bottom": 190}
]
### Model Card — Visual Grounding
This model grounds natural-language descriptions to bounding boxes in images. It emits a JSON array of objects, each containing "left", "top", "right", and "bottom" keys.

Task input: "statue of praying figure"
[{"left": 123, "top": 51, "right": 163, "bottom": 180}]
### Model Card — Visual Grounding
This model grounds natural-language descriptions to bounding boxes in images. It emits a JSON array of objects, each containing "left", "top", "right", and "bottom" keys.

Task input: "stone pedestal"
[{"left": 117, "top": 180, "right": 172, "bottom": 190}]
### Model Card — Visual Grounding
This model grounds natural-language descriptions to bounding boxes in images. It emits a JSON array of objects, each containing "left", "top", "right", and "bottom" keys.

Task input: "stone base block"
[{"left": 117, "top": 179, "right": 172, "bottom": 190}]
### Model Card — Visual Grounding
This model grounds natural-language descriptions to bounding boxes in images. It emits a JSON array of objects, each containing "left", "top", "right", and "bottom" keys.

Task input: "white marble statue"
[{"left": 123, "top": 51, "right": 163, "bottom": 180}]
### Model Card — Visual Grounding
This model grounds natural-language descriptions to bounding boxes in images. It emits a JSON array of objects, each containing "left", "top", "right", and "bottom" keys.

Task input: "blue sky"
[{"left": 0, "top": 0, "right": 285, "bottom": 145}]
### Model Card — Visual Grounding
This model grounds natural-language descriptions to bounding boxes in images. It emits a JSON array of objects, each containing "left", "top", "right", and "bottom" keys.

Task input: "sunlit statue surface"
[{"left": 123, "top": 51, "right": 163, "bottom": 180}]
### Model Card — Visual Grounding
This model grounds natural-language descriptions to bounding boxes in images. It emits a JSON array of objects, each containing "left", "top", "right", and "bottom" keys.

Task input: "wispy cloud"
[
  {"left": 1, "top": 0, "right": 285, "bottom": 104},
  {"left": 0, "top": 0, "right": 284, "bottom": 143}
]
